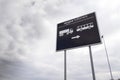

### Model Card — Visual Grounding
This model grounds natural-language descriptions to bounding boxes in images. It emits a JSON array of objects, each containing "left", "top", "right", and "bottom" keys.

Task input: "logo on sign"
[
  {"left": 59, "top": 28, "right": 73, "bottom": 37},
  {"left": 76, "top": 22, "right": 94, "bottom": 32}
]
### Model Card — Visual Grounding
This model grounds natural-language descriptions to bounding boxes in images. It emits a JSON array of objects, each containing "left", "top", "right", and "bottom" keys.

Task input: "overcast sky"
[{"left": 0, "top": 0, "right": 120, "bottom": 80}]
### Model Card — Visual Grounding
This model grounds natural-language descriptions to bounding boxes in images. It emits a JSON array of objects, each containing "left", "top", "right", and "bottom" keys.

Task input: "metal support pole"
[
  {"left": 64, "top": 50, "right": 67, "bottom": 80},
  {"left": 89, "top": 45, "right": 96, "bottom": 80},
  {"left": 102, "top": 36, "right": 114, "bottom": 80}
]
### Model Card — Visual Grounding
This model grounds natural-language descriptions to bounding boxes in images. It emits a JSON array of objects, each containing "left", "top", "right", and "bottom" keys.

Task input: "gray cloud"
[
  {"left": 0, "top": 59, "right": 45, "bottom": 80},
  {"left": 0, "top": 0, "right": 63, "bottom": 80},
  {"left": 0, "top": 0, "right": 46, "bottom": 58}
]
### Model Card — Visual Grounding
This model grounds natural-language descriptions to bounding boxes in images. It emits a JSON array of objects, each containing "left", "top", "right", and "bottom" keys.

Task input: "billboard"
[{"left": 56, "top": 12, "right": 101, "bottom": 51}]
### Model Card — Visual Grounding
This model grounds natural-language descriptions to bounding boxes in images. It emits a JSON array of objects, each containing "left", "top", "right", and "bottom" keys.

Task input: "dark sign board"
[{"left": 56, "top": 12, "right": 101, "bottom": 51}]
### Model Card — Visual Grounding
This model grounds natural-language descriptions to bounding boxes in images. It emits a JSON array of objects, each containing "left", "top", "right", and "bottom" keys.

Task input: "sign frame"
[{"left": 56, "top": 12, "right": 102, "bottom": 51}]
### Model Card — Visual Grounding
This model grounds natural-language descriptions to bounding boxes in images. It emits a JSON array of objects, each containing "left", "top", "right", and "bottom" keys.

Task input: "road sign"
[{"left": 56, "top": 12, "right": 101, "bottom": 51}]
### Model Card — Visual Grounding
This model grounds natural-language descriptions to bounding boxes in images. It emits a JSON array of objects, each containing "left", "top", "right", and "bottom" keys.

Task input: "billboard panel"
[{"left": 56, "top": 12, "right": 101, "bottom": 51}]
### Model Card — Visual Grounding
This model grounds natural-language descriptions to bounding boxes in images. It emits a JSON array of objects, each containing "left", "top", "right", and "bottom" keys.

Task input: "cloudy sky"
[{"left": 0, "top": 0, "right": 120, "bottom": 80}]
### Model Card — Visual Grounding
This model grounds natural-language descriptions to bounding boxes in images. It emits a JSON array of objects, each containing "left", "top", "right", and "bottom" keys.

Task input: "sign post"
[
  {"left": 89, "top": 45, "right": 96, "bottom": 80},
  {"left": 64, "top": 50, "right": 67, "bottom": 80}
]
